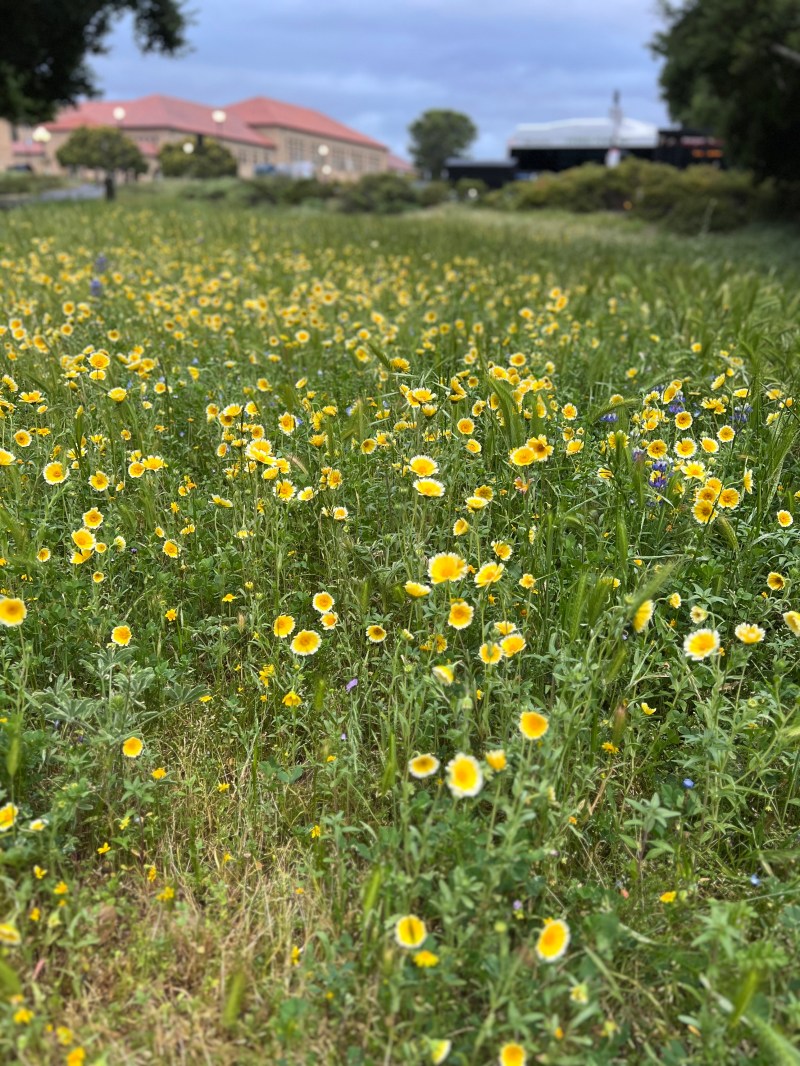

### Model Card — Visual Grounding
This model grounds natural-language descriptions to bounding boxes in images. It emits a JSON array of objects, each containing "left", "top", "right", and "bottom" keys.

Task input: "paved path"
[{"left": 0, "top": 183, "right": 104, "bottom": 209}]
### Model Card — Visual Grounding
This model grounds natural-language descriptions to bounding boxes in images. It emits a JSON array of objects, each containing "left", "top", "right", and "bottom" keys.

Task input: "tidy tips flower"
[
  {"left": 683, "top": 628, "right": 720, "bottom": 661},
  {"left": 122, "top": 737, "right": 143, "bottom": 758},
  {"left": 394, "top": 914, "right": 426, "bottom": 949},
  {"left": 445, "top": 753, "right": 483, "bottom": 798},
  {"left": 428, "top": 553, "right": 467, "bottom": 584},
  {"left": 519, "top": 711, "right": 549, "bottom": 740},
  {"left": 499, "top": 1043, "right": 527, "bottom": 1066},
  {"left": 291, "top": 630, "right": 322, "bottom": 656},
  {"left": 111, "top": 624, "right": 132, "bottom": 647},
  {"left": 535, "top": 918, "right": 571, "bottom": 962},
  {"left": 408, "top": 754, "right": 440, "bottom": 779},
  {"left": 734, "top": 623, "right": 765, "bottom": 645},
  {"left": 0, "top": 597, "right": 26, "bottom": 627}
]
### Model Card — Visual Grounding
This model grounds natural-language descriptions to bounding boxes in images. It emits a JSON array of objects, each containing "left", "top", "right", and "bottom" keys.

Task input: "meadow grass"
[{"left": 0, "top": 203, "right": 798, "bottom": 1065}]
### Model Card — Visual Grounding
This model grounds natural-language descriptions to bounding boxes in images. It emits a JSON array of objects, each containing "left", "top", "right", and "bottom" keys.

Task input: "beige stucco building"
[
  {"left": 225, "top": 97, "right": 387, "bottom": 180},
  {"left": 1, "top": 93, "right": 397, "bottom": 181}
]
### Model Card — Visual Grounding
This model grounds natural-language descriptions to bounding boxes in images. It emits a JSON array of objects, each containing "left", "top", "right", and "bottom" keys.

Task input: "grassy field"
[{"left": 0, "top": 204, "right": 799, "bottom": 1065}]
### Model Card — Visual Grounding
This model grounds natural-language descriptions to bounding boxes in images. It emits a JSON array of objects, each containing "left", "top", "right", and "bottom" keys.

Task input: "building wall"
[
  {"left": 2, "top": 115, "right": 389, "bottom": 180},
  {"left": 0, "top": 121, "right": 13, "bottom": 171},
  {"left": 253, "top": 125, "right": 387, "bottom": 180},
  {"left": 2, "top": 121, "right": 275, "bottom": 179}
]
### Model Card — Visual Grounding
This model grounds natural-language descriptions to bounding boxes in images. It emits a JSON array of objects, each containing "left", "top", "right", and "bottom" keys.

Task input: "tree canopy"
[
  {"left": 652, "top": 0, "right": 800, "bottom": 181},
  {"left": 408, "top": 110, "right": 477, "bottom": 180},
  {"left": 0, "top": 0, "right": 188, "bottom": 123},
  {"left": 158, "top": 138, "right": 237, "bottom": 179},
  {"left": 56, "top": 126, "right": 147, "bottom": 174}
]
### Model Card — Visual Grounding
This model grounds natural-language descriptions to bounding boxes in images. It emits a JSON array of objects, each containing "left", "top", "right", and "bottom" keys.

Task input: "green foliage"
[
  {"left": 454, "top": 176, "right": 488, "bottom": 203},
  {"left": 242, "top": 174, "right": 339, "bottom": 206},
  {"left": 337, "top": 172, "right": 418, "bottom": 213},
  {"left": 498, "top": 158, "right": 765, "bottom": 232},
  {"left": 0, "top": 0, "right": 188, "bottom": 123},
  {"left": 0, "top": 172, "right": 66, "bottom": 196},
  {"left": 55, "top": 125, "right": 147, "bottom": 175},
  {"left": 417, "top": 180, "right": 452, "bottom": 207},
  {"left": 652, "top": 0, "right": 800, "bottom": 181},
  {"left": 408, "top": 108, "right": 478, "bottom": 179},
  {"left": 158, "top": 137, "right": 237, "bottom": 179}
]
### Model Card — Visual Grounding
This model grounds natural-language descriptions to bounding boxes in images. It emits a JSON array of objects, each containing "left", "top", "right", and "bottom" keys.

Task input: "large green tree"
[
  {"left": 652, "top": 0, "right": 800, "bottom": 181},
  {"left": 408, "top": 109, "right": 477, "bottom": 180},
  {"left": 56, "top": 125, "right": 147, "bottom": 199},
  {"left": 0, "top": 1, "right": 188, "bottom": 124}
]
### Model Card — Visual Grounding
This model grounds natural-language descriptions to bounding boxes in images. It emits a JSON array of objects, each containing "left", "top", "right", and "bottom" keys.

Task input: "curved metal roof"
[{"left": 509, "top": 117, "right": 658, "bottom": 150}]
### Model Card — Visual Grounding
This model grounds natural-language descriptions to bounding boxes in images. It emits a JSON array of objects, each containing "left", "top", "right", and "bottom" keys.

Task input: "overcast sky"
[{"left": 91, "top": 0, "right": 671, "bottom": 159}]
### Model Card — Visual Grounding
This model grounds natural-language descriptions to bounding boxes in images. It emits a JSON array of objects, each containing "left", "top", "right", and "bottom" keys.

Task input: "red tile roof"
[
  {"left": 47, "top": 95, "right": 275, "bottom": 149},
  {"left": 387, "top": 153, "right": 415, "bottom": 173},
  {"left": 226, "top": 97, "right": 386, "bottom": 150}
]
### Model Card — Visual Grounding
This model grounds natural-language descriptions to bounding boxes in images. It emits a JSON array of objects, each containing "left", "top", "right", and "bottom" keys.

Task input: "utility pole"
[{"left": 606, "top": 90, "right": 622, "bottom": 168}]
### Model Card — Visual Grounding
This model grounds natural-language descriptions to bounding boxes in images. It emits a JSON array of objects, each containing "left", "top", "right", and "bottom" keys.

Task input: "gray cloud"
[{"left": 90, "top": 1, "right": 671, "bottom": 158}]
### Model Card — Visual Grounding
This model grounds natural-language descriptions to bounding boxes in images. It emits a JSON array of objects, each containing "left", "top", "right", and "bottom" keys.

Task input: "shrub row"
[
  {"left": 167, "top": 162, "right": 798, "bottom": 233},
  {"left": 0, "top": 173, "right": 67, "bottom": 196},
  {"left": 486, "top": 159, "right": 764, "bottom": 233}
]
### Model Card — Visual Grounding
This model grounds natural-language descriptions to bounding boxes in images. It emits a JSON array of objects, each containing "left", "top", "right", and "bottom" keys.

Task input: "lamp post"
[
  {"left": 111, "top": 107, "right": 129, "bottom": 184},
  {"left": 32, "top": 125, "right": 51, "bottom": 174},
  {"left": 182, "top": 139, "right": 195, "bottom": 177},
  {"left": 318, "top": 143, "right": 329, "bottom": 179},
  {"left": 212, "top": 109, "right": 226, "bottom": 141},
  {"left": 211, "top": 109, "right": 228, "bottom": 172}
]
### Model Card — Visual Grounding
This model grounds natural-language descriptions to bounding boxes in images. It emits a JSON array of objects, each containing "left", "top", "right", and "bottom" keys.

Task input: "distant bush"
[
  {"left": 417, "top": 180, "right": 451, "bottom": 207},
  {"left": 241, "top": 175, "right": 339, "bottom": 208},
  {"left": 501, "top": 159, "right": 762, "bottom": 233},
  {"left": 631, "top": 162, "right": 757, "bottom": 232},
  {"left": 0, "top": 173, "right": 66, "bottom": 196},
  {"left": 179, "top": 177, "right": 242, "bottom": 201},
  {"left": 337, "top": 173, "right": 418, "bottom": 214},
  {"left": 454, "top": 177, "right": 489, "bottom": 203}
]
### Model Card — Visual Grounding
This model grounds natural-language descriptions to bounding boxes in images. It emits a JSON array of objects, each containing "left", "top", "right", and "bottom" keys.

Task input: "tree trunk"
[{"left": 104, "top": 174, "right": 115, "bottom": 201}]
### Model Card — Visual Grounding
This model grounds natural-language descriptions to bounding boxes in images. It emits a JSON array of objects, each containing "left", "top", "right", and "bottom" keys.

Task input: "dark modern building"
[
  {"left": 443, "top": 159, "right": 519, "bottom": 189},
  {"left": 444, "top": 115, "right": 725, "bottom": 189}
]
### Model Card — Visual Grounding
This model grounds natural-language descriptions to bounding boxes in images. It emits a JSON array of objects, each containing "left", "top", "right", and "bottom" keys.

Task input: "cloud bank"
[{"left": 90, "top": 0, "right": 671, "bottom": 158}]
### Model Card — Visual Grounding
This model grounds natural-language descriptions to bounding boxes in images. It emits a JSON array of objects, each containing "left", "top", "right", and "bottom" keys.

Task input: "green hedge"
[
  {"left": 489, "top": 159, "right": 766, "bottom": 233},
  {"left": 0, "top": 173, "right": 67, "bottom": 196}
]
